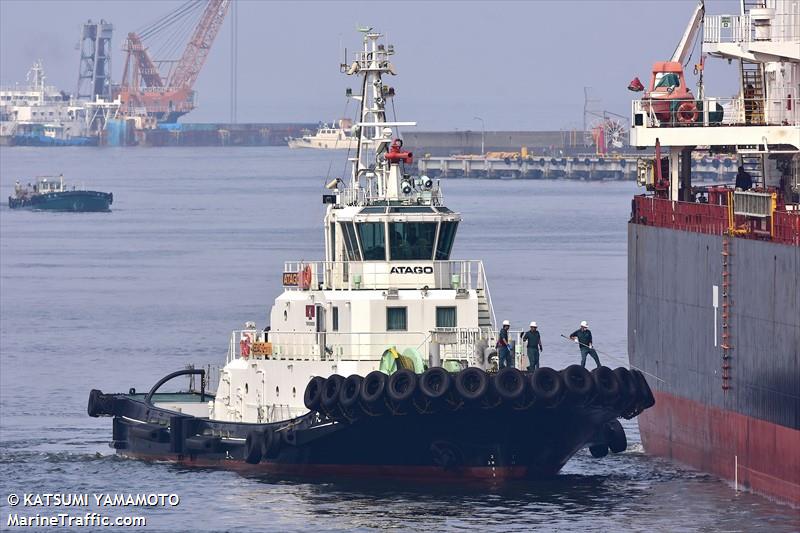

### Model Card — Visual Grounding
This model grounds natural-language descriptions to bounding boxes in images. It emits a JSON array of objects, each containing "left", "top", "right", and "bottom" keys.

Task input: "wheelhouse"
[{"left": 333, "top": 206, "right": 459, "bottom": 262}]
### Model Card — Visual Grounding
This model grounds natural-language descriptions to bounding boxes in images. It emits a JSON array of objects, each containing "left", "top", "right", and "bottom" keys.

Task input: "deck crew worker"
[
  {"left": 735, "top": 166, "right": 753, "bottom": 191},
  {"left": 570, "top": 320, "right": 601, "bottom": 368},
  {"left": 497, "top": 320, "right": 513, "bottom": 369},
  {"left": 522, "top": 322, "right": 543, "bottom": 371}
]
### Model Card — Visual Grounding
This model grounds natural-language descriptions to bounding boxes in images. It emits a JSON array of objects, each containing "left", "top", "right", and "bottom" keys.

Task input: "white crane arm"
[{"left": 671, "top": 1, "right": 705, "bottom": 64}]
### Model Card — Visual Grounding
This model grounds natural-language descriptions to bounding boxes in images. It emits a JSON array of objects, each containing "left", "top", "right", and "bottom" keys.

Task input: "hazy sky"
[{"left": 0, "top": 0, "right": 741, "bottom": 130}]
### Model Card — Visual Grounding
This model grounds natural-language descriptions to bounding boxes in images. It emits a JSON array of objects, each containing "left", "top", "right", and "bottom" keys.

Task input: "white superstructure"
[
  {"left": 0, "top": 61, "right": 119, "bottom": 142},
  {"left": 630, "top": 0, "right": 800, "bottom": 198},
  {"left": 287, "top": 119, "right": 359, "bottom": 150},
  {"left": 209, "top": 30, "right": 500, "bottom": 424}
]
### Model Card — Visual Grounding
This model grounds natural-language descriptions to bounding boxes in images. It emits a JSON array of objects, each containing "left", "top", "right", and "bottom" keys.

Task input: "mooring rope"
[{"left": 559, "top": 334, "right": 667, "bottom": 384}]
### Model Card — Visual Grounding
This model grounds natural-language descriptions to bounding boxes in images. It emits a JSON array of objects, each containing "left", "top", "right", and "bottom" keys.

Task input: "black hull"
[{"left": 90, "top": 366, "right": 655, "bottom": 481}]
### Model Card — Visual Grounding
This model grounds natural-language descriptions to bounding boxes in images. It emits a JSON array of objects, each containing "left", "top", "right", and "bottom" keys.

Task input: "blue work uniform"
[
  {"left": 570, "top": 328, "right": 601, "bottom": 368},
  {"left": 522, "top": 329, "right": 541, "bottom": 371},
  {"left": 496, "top": 327, "right": 513, "bottom": 368}
]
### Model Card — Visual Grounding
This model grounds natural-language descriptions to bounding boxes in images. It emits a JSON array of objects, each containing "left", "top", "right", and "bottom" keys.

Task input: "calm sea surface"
[{"left": 1, "top": 147, "right": 797, "bottom": 532}]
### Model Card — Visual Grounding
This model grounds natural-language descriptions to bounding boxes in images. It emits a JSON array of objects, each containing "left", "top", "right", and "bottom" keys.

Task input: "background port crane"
[{"left": 117, "top": 0, "right": 231, "bottom": 123}]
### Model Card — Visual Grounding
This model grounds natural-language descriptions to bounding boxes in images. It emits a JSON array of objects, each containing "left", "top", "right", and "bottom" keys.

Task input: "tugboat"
[
  {"left": 8, "top": 175, "right": 113, "bottom": 212},
  {"left": 88, "top": 29, "right": 655, "bottom": 480}
]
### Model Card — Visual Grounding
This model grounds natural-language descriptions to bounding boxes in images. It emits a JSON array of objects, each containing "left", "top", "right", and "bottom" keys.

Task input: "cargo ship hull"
[{"left": 628, "top": 222, "right": 800, "bottom": 505}]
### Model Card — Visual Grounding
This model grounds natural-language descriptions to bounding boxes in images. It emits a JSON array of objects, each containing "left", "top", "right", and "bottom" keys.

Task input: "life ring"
[
  {"left": 676, "top": 101, "right": 698, "bottom": 124},
  {"left": 300, "top": 265, "right": 312, "bottom": 290}
]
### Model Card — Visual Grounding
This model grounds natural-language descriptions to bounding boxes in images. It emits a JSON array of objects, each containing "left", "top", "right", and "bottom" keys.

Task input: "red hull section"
[
  {"left": 122, "top": 452, "right": 531, "bottom": 482},
  {"left": 639, "top": 390, "right": 800, "bottom": 505}
]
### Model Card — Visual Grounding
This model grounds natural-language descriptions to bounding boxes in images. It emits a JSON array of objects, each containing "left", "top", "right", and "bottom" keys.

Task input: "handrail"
[
  {"left": 228, "top": 327, "right": 498, "bottom": 366},
  {"left": 632, "top": 94, "right": 799, "bottom": 129},
  {"left": 704, "top": 13, "right": 800, "bottom": 44},
  {"left": 478, "top": 261, "right": 497, "bottom": 330},
  {"left": 631, "top": 194, "right": 800, "bottom": 246},
  {"left": 281, "top": 259, "right": 491, "bottom": 291},
  {"left": 144, "top": 368, "right": 206, "bottom": 405}
]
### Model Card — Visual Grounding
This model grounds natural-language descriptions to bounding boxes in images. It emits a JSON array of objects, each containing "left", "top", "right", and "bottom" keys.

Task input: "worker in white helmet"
[
  {"left": 569, "top": 320, "right": 601, "bottom": 368},
  {"left": 496, "top": 319, "right": 513, "bottom": 369},
  {"left": 522, "top": 321, "right": 543, "bottom": 371}
]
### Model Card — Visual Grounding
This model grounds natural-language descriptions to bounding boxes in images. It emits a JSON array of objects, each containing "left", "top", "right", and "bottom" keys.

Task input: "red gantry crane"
[{"left": 117, "top": 0, "right": 231, "bottom": 123}]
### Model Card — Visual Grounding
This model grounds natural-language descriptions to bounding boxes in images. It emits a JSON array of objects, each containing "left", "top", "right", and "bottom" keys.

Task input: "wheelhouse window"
[
  {"left": 435, "top": 221, "right": 458, "bottom": 260},
  {"left": 386, "top": 307, "right": 407, "bottom": 331},
  {"left": 357, "top": 222, "right": 386, "bottom": 260},
  {"left": 340, "top": 222, "right": 361, "bottom": 261},
  {"left": 436, "top": 307, "right": 457, "bottom": 328},
  {"left": 389, "top": 222, "right": 437, "bottom": 260}
]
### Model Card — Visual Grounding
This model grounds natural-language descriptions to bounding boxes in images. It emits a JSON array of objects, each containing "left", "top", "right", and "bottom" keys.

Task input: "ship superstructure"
[
  {"left": 287, "top": 119, "right": 358, "bottom": 150},
  {"left": 88, "top": 29, "right": 655, "bottom": 480},
  {"left": 628, "top": 0, "right": 799, "bottom": 504},
  {"left": 212, "top": 30, "right": 494, "bottom": 423},
  {"left": 0, "top": 61, "right": 119, "bottom": 145}
]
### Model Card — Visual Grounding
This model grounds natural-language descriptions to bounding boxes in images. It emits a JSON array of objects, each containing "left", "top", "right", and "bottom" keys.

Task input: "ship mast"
[{"left": 343, "top": 30, "right": 415, "bottom": 204}]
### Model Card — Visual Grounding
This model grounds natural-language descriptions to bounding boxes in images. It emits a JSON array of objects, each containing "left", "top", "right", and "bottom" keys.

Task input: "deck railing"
[
  {"left": 631, "top": 194, "right": 800, "bottom": 246},
  {"left": 282, "top": 259, "right": 490, "bottom": 291},
  {"left": 337, "top": 186, "right": 443, "bottom": 207},
  {"left": 228, "top": 327, "right": 499, "bottom": 367},
  {"left": 704, "top": 13, "right": 800, "bottom": 45},
  {"left": 632, "top": 95, "right": 799, "bottom": 129}
]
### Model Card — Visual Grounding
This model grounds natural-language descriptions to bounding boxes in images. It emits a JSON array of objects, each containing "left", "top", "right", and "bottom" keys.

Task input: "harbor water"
[{"left": 1, "top": 147, "right": 797, "bottom": 532}]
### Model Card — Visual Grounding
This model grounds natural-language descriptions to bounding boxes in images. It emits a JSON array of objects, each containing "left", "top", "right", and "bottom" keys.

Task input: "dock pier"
[{"left": 417, "top": 154, "right": 739, "bottom": 181}]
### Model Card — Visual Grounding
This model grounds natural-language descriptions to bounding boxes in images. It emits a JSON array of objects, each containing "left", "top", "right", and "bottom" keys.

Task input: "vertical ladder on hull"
[
  {"left": 721, "top": 236, "right": 733, "bottom": 391},
  {"left": 476, "top": 288, "right": 493, "bottom": 330}
]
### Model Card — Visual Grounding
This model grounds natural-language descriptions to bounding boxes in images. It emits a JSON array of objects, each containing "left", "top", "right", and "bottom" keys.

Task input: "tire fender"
[
  {"left": 244, "top": 431, "right": 264, "bottom": 464},
  {"left": 454, "top": 367, "right": 489, "bottom": 403}
]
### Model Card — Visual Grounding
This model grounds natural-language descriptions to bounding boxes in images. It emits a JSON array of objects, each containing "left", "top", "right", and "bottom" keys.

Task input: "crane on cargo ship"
[{"left": 116, "top": 0, "right": 231, "bottom": 123}]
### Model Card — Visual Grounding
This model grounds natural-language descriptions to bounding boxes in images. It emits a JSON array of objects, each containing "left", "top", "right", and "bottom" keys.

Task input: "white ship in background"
[
  {"left": 0, "top": 61, "right": 119, "bottom": 146},
  {"left": 287, "top": 118, "right": 358, "bottom": 150}
]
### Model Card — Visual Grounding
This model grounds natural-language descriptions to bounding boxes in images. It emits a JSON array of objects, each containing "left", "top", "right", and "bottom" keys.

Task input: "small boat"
[
  {"left": 88, "top": 29, "right": 655, "bottom": 481},
  {"left": 287, "top": 119, "right": 358, "bottom": 150},
  {"left": 8, "top": 175, "right": 112, "bottom": 212}
]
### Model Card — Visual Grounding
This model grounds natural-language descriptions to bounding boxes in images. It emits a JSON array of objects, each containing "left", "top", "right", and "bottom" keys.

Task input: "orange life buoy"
[
  {"left": 677, "top": 101, "right": 698, "bottom": 124},
  {"left": 300, "top": 265, "right": 312, "bottom": 290}
]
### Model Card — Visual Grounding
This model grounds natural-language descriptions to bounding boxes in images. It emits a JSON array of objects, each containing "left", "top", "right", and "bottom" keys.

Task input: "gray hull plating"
[{"left": 628, "top": 223, "right": 799, "bottom": 430}]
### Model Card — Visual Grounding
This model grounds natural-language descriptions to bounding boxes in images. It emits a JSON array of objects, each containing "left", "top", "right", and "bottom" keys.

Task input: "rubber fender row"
[{"left": 303, "top": 366, "right": 655, "bottom": 420}]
